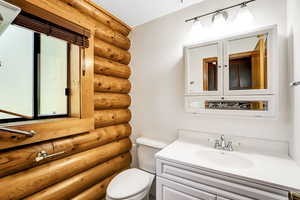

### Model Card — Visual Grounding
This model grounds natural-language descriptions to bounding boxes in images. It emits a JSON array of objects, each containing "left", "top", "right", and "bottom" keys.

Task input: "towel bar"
[
  {"left": 0, "top": 127, "right": 35, "bottom": 137},
  {"left": 35, "top": 150, "right": 65, "bottom": 162},
  {"left": 290, "top": 81, "right": 300, "bottom": 87}
]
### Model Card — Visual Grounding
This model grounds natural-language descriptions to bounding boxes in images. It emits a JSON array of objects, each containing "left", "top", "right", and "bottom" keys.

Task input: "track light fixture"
[{"left": 185, "top": 0, "right": 255, "bottom": 23}]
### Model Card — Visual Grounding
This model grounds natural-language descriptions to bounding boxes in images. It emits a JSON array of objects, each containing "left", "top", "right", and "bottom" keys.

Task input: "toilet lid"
[{"left": 107, "top": 168, "right": 150, "bottom": 199}]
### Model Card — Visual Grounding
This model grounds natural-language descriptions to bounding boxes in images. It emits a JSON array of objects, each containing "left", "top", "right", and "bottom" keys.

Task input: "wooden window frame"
[
  {"left": 13, "top": 12, "right": 90, "bottom": 48},
  {"left": 0, "top": 2, "right": 94, "bottom": 150}
]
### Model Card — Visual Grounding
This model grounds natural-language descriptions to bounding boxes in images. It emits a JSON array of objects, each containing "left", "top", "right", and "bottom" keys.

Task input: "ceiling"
[{"left": 93, "top": 0, "right": 205, "bottom": 27}]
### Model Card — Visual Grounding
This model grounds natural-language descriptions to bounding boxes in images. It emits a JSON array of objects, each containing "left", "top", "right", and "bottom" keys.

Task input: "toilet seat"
[
  {"left": 106, "top": 168, "right": 153, "bottom": 200},
  {"left": 106, "top": 189, "right": 148, "bottom": 200}
]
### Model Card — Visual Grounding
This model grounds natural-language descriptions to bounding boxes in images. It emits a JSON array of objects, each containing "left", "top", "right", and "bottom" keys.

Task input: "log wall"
[{"left": 0, "top": 0, "right": 132, "bottom": 199}]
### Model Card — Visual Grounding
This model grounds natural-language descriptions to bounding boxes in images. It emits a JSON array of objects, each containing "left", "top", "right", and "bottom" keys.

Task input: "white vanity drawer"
[
  {"left": 157, "top": 177, "right": 217, "bottom": 200},
  {"left": 156, "top": 159, "right": 288, "bottom": 200},
  {"left": 217, "top": 197, "right": 233, "bottom": 200}
]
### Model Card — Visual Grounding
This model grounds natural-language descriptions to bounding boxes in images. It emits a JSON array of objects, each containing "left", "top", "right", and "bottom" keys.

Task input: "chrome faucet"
[{"left": 214, "top": 135, "right": 233, "bottom": 151}]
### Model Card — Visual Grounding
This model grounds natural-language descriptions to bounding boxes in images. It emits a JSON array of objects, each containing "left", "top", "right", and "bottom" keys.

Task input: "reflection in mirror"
[
  {"left": 228, "top": 34, "right": 268, "bottom": 90},
  {"left": 187, "top": 43, "right": 219, "bottom": 92},
  {"left": 0, "top": 13, "right": 3, "bottom": 25},
  {"left": 205, "top": 100, "right": 268, "bottom": 111},
  {"left": 203, "top": 57, "right": 218, "bottom": 91}
]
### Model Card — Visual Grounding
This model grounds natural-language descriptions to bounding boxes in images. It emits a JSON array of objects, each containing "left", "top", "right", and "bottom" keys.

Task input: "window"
[
  {"left": 0, "top": 24, "right": 70, "bottom": 123},
  {"left": 38, "top": 34, "right": 68, "bottom": 116}
]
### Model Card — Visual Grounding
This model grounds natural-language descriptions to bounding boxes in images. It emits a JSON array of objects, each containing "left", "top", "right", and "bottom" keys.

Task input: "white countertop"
[{"left": 156, "top": 139, "right": 300, "bottom": 192}]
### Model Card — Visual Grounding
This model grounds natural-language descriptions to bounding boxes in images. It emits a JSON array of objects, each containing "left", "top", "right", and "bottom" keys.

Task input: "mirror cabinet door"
[
  {"left": 185, "top": 42, "right": 222, "bottom": 95},
  {"left": 224, "top": 33, "right": 271, "bottom": 95}
]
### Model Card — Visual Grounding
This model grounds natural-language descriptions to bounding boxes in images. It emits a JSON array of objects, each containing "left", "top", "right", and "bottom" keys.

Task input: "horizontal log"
[
  {"left": 94, "top": 39, "right": 131, "bottom": 65},
  {"left": 0, "top": 124, "right": 131, "bottom": 177},
  {"left": 95, "top": 24, "right": 130, "bottom": 50},
  {"left": 94, "top": 56, "right": 131, "bottom": 79},
  {"left": 0, "top": 139, "right": 131, "bottom": 200},
  {"left": 61, "top": 0, "right": 130, "bottom": 36},
  {"left": 0, "top": 118, "right": 94, "bottom": 150},
  {"left": 94, "top": 74, "right": 131, "bottom": 93},
  {"left": 95, "top": 109, "right": 131, "bottom": 128},
  {"left": 11, "top": 0, "right": 131, "bottom": 48},
  {"left": 94, "top": 93, "right": 131, "bottom": 110},
  {"left": 71, "top": 172, "right": 118, "bottom": 200},
  {"left": 24, "top": 153, "right": 131, "bottom": 200}
]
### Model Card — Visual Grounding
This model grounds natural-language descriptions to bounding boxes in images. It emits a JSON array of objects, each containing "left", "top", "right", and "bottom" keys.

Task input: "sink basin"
[{"left": 196, "top": 150, "right": 254, "bottom": 169}]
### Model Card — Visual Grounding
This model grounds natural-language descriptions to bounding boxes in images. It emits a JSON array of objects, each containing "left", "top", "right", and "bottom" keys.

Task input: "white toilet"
[{"left": 106, "top": 137, "right": 167, "bottom": 200}]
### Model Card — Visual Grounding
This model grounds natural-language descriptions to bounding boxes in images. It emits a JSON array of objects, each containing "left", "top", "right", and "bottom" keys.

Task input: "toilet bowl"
[{"left": 106, "top": 137, "right": 168, "bottom": 200}]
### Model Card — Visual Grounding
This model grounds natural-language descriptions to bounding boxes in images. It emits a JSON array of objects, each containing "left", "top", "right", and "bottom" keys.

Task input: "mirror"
[
  {"left": 187, "top": 43, "right": 219, "bottom": 93},
  {"left": 185, "top": 26, "right": 276, "bottom": 117},
  {"left": 228, "top": 34, "right": 268, "bottom": 90}
]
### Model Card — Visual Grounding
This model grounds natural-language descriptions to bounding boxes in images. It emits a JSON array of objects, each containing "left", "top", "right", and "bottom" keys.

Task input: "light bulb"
[
  {"left": 187, "top": 19, "right": 204, "bottom": 43},
  {"left": 191, "top": 19, "right": 203, "bottom": 34},
  {"left": 234, "top": 4, "right": 254, "bottom": 27},
  {"left": 212, "top": 11, "right": 228, "bottom": 30}
]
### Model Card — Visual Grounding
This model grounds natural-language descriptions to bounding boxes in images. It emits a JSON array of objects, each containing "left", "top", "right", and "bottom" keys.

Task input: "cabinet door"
[
  {"left": 185, "top": 41, "right": 223, "bottom": 96},
  {"left": 223, "top": 26, "right": 277, "bottom": 96},
  {"left": 157, "top": 177, "right": 216, "bottom": 200}
]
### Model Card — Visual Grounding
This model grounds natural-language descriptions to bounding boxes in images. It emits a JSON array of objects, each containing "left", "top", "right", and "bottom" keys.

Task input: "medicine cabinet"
[{"left": 184, "top": 25, "right": 278, "bottom": 117}]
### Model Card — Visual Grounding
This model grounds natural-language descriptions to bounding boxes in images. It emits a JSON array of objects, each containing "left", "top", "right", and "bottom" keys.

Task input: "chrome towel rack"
[
  {"left": 0, "top": 126, "right": 36, "bottom": 137},
  {"left": 291, "top": 81, "right": 300, "bottom": 87},
  {"left": 35, "top": 150, "right": 65, "bottom": 162}
]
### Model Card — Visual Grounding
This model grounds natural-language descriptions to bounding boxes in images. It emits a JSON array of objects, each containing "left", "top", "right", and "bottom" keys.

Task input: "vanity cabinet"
[
  {"left": 184, "top": 25, "right": 278, "bottom": 117},
  {"left": 217, "top": 197, "right": 233, "bottom": 200},
  {"left": 157, "top": 177, "right": 216, "bottom": 200},
  {"left": 156, "top": 159, "right": 288, "bottom": 200}
]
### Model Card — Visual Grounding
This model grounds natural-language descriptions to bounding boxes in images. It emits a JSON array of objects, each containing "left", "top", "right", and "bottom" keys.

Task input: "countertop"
[{"left": 156, "top": 139, "right": 300, "bottom": 192}]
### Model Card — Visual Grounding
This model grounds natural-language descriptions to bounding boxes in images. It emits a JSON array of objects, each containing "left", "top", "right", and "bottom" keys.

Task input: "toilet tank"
[{"left": 136, "top": 137, "right": 168, "bottom": 174}]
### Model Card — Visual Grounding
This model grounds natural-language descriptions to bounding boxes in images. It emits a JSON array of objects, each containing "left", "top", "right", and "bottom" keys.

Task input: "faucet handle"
[
  {"left": 226, "top": 141, "right": 233, "bottom": 151},
  {"left": 220, "top": 135, "right": 225, "bottom": 141},
  {"left": 214, "top": 139, "right": 220, "bottom": 148}
]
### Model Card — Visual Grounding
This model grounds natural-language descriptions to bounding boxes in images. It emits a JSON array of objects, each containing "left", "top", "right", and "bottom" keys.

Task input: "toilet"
[{"left": 106, "top": 137, "right": 168, "bottom": 200}]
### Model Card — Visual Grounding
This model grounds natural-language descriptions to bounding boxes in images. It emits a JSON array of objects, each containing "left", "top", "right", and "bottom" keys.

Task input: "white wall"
[
  {"left": 287, "top": 0, "right": 300, "bottom": 163},
  {"left": 130, "top": 0, "right": 291, "bottom": 144}
]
